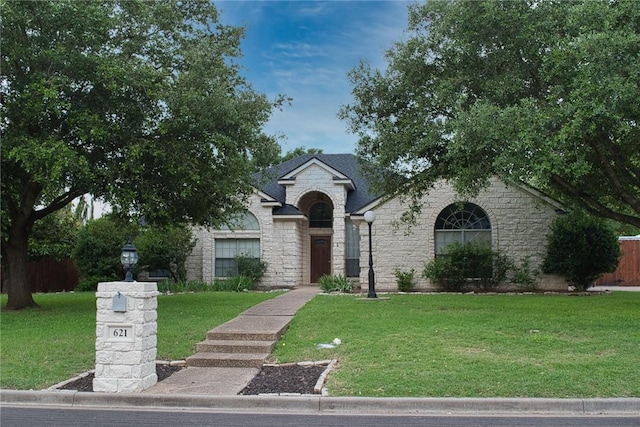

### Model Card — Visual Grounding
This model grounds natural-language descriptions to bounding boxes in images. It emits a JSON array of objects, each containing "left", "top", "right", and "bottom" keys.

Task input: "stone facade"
[
  {"left": 185, "top": 155, "right": 566, "bottom": 292},
  {"left": 356, "top": 178, "right": 565, "bottom": 291}
]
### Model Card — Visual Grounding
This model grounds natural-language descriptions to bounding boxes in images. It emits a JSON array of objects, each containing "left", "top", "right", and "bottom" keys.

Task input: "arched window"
[
  {"left": 218, "top": 211, "right": 259, "bottom": 231},
  {"left": 434, "top": 203, "right": 491, "bottom": 254},
  {"left": 309, "top": 202, "right": 332, "bottom": 228}
]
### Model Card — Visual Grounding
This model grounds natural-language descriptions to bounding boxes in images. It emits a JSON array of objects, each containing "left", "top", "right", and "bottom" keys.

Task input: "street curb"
[{"left": 2, "top": 390, "right": 639, "bottom": 415}]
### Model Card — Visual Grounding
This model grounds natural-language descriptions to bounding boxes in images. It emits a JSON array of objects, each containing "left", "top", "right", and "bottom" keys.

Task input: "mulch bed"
[
  {"left": 57, "top": 363, "right": 326, "bottom": 395},
  {"left": 240, "top": 364, "right": 327, "bottom": 395},
  {"left": 57, "top": 364, "right": 183, "bottom": 392}
]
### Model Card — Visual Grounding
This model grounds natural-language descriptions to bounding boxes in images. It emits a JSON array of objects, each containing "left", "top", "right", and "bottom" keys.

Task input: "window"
[
  {"left": 218, "top": 211, "right": 260, "bottom": 231},
  {"left": 434, "top": 203, "right": 491, "bottom": 254},
  {"left": 215, "top": 211, "right": 261, "bottom": 277},
  {"left": 345, "top": 218, "right": 360, "bottom": 277},
  {"left": 309, "top": 202, "right": 332, "bottom": 228},
  {"left": 215, "top": 239, "right": 260, "bottom": 277}
]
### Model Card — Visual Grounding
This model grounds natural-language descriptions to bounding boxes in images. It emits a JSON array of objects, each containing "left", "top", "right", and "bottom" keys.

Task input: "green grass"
[
  {"left": 2, "top": 291, "right": 639, "bottom": 397},
  {"left": 0, "top": 291, "right": 281, "bottom": 390},
  {"left": 270, "top": 293, "right": 640, "bottom": 398}
]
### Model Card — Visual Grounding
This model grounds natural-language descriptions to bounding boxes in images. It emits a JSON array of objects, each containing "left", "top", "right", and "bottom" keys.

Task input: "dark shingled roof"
[{"left": 252, "top": 154, "right": 380, "bottom": 214}]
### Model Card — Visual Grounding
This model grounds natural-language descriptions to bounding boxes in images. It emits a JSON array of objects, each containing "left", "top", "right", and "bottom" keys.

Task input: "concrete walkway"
[{"left": 143, "top": 286, "right": 320, "bottom": 395}]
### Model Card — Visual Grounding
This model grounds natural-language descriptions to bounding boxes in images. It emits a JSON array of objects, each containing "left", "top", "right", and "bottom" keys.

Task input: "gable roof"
[{"left": 252, "top": 154, "right": 381, "bottom": 214}]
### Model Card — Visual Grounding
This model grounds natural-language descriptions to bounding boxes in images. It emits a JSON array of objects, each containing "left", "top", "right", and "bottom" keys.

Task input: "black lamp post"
[
  {"left": 120, "top": 241, "right": 139, "bottom": 282},
  {"left": 364, "top": 210, "right": 377, "bottom": 298}
]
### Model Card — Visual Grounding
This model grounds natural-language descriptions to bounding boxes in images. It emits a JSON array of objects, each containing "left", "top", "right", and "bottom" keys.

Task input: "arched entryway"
[{"left": 298, "top": 192, "right": 334, "bottom": 283}]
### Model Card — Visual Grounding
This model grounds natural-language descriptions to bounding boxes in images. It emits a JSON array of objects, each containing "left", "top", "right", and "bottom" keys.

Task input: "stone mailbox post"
[{"left": 94, "top": 281, "right": 159, "bottom": 393}]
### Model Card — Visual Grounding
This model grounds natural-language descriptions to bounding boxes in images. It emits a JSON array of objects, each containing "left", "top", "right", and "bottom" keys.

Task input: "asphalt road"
[{"left": 2, "top": 406, "right": 639, "bottom": 427}]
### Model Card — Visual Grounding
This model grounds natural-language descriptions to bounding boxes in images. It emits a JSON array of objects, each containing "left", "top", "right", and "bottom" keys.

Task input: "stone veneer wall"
[
  {"left": 185, "top": 195, "right": 279, "bottom": 286},
  {"left": 358, "top": 179, "right": 566, "bottom": 292},
  {"left": 280, "top": 163, "right": 349, "bottom": 283},
  {"left": 94, "top": 281, "right": 158, "bottom": 393},
  {"left": 186, "top": 176, "right": 566, "bottom": 291}
]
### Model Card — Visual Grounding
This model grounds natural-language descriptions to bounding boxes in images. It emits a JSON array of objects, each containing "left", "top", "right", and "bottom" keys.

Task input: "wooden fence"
[
  {"left": 596, "top": 237, "right": 640, "bottom": 286},
  {"left": 1, "top": 257, "right": 79, "bottom": 293}
]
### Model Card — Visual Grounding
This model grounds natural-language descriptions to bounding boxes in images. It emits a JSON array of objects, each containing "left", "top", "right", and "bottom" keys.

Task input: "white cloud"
[{"left": 217, "top": 1, "right": 412, "bottom": 154}]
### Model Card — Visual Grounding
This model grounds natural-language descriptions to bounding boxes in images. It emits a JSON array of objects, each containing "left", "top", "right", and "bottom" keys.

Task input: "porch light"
[
  {"left": 364, "top": 210, "right": 377, "bottom": 298},
  {"left": 120, "top": 240, "right": 139, "bottom": 282}
]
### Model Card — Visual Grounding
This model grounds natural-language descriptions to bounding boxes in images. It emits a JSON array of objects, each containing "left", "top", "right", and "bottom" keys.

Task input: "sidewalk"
[
  {"left": 143, "top": 285, "right": 320, "bottom": 395},
  {"left": 2, "top": 286, "right": 639, "bottom": 415}
]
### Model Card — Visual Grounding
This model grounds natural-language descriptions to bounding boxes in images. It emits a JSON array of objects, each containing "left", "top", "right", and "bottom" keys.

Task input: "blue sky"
[{"left": 216, "top": 1, "right": 412, "bottom": 155}]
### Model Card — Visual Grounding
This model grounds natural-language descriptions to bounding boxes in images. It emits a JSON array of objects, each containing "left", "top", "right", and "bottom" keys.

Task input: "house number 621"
[
  {"left": 107, "top": 325, "right": 133, "bottom": 341},
  {"left": 113, "top": 328, "right": 128, "bottom": 338}
]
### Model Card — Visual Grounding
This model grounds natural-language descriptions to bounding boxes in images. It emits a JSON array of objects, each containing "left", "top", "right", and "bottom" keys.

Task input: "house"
[{"left": 185, "top": 154, "right": 566, "bottom": 291}]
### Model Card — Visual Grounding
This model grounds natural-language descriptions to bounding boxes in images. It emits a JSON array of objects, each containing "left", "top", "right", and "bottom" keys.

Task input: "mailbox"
[{"left": 112, "top": 292, "right": 127, "bottom": 312}]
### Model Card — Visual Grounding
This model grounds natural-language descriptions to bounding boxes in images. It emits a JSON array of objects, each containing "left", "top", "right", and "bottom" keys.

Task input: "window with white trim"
[
  {"left": 434, "top": 203, "right": 491, "bottom": 255},
  {"left": 214, "top": 211, "right": 261, "bottom": 277},
  {"left": 215, "top": 238, "right": 260, "bottom": 277}
]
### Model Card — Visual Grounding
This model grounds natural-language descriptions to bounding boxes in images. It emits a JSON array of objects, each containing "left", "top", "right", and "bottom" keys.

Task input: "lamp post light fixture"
[
  {"left": 364, "top": 210, "right": 377, "bottom": 298},
  {"left": 120, "top": 240, "right": 139, "bottom": 282}
]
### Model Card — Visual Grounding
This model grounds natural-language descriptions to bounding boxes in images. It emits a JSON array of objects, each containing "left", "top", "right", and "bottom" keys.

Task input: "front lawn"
[
  {"left": 271, "top": 292, "right": 640, "bottom": 398},
  {"left": 0, "top": 291, "right": 281, "bottom": 390},
  {"left": 2, "top": 291, "right": 638, "bottom": 397}
]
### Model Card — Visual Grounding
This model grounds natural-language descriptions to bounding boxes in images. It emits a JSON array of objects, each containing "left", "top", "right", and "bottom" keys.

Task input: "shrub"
[
  {"left": 73, "top": 216, "right": 134, "bottom": 290},
  {"left": 158, "top": 278, "right": 254, "bottom": 293},
  {"left": 218, "top": 276, "right": 255, "bottom": 292},
  {"left": 423, "top": 242, "right": 511, "bottom": 292},
  {"left": 318, "top": 274, "right": 353, "bottom": 293},
  {"left": 510, "top": 256, "right": 540, "bottom": 291},
  {"left": 159, "top": 280, "right": 211, "bottom": 293},
  {"left": 318, "top": 275, "right": 335, "bottom": 292},
  {"left": 394, "top": 268, "right": 416, "bottom": 292},
  {"left": 422, "top": 253, "right": 466, "bottom": 292},
  {"left": 134, "top": 224, "right": 196, "bottom": 282},
  {"left": 485, "top": 249, "right": 512, "bottom": 292},
  {"left": 235, "top": 255, "right": 268, "bottom": 284},
  {"left": 543, "top": 211, "right": 621, "bottom": 291}
]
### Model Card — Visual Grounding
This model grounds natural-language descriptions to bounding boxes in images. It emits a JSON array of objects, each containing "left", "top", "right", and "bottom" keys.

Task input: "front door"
[{"left": 310, "top": 236, "right": 331, "bottom": 283}]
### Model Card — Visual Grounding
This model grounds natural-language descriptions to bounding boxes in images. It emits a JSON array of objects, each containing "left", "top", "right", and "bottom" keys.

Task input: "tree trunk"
[{"left": 3, "top": 224, "right": 38, "bottom": 310}]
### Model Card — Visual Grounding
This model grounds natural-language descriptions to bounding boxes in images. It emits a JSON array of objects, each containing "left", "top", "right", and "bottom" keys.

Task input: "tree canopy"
[
  {"left": 340, "top": 0, "right": 640, "bottom": 228},
  {"left": 279, "top": 146, "right": 324, "bottom": 163},
  {"left": 1, "top": 0, "right": 284, "bottom": 309}
]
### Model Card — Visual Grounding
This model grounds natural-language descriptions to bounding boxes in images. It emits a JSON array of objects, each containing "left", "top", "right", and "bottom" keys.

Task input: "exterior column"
[{"left": 94, "top": 281, "right": 159, "bottom": 393}]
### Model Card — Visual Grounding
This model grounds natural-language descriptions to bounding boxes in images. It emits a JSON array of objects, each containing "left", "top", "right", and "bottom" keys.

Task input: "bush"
[
  {"left": 221, "top": 276, "right": 255, "bottom": 292},
  {"left": 423, "top": 242, "right": 511, "bottom": 292},
  {"left": 510, "top": 256, "right": 540, "bottom": 291},
  {"left": 73, "top": 216, "right": 133, "bottom": 290},
  {"left": 422, "top": 253, "right": 466, "bottom": 292},
  {"left": 235, "top": 255, "right": 268, "bottom": 284},
  {"left": 158, "top": 280, "right": 211, "bottom": 293},
  {"left": 394, "top": 268, "right": 416, "bottom": 292},
  {"left": 74, "top": 217, "right": 200, "bottom": 290},
  {"left": 157, "top": 278, "right": 255, "bottom": 293},
  {"left": 543, "top": 211, "right": 621, "bottom": 291},
  {"left": 318, "top": 274, "right": 353, "bottom": 293},
  {"left": 135, "top": 224, "right": 196, "bottom": 282}
]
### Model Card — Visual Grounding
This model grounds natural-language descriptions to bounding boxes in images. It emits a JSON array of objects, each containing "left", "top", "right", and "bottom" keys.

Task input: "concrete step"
[
  {"left": 205, "top": 331, "right": 283, "bottom": 341},
  {"left": 204, "top": 315, "right": 292, "bottom": 342},
  {"left": 196, "top": 339, "right": 275, "bottom": 354},
  {"left": 185, "top": 352, "right": 270, "bottom": 368}
]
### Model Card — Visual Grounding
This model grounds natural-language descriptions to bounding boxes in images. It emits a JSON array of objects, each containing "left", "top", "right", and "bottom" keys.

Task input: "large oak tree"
[
  {"left": 340, "top": 0, "right": 640, "bottom": 228},
  {"left": 1, "top": 1, "right": 283, "bottom": 309}
]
